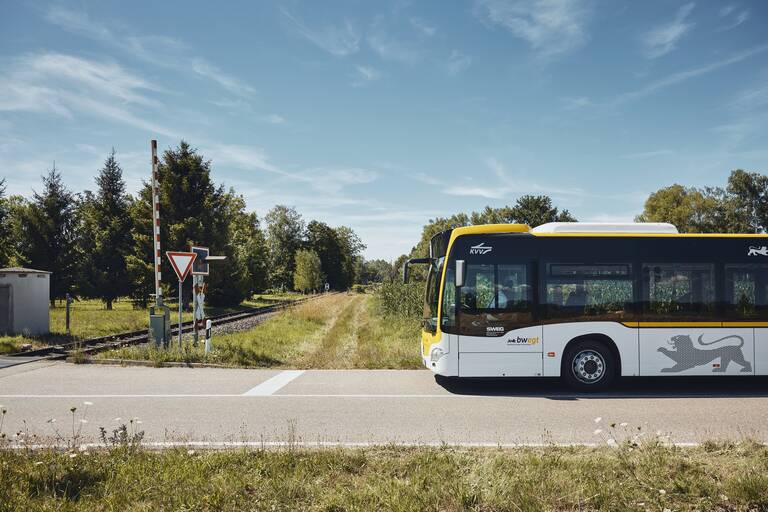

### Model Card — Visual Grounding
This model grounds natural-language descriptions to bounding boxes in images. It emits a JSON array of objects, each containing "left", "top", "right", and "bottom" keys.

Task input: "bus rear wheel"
[{"left": 563, "top": 340, "right": 616, "bottom": 392}]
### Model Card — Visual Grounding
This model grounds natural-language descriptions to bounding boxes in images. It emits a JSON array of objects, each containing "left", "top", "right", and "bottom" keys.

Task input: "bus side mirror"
[{"left": 456, "top": 260, "right": 466, "bottom": 287}]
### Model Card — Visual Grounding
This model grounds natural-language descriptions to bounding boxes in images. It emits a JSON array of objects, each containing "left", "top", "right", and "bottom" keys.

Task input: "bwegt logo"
[
  {"left": 470, "top": 242, "right": 492, "bottom": 255},
  {"left": 507, "top": 336, "right": 540, "bottom": 345}
]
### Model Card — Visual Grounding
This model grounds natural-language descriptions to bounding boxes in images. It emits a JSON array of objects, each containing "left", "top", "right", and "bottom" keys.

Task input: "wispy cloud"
[
  {"left": 263, "top": 114, "right": 286, "bottom": 124},
  {"left": 640, "top": 2, "right": 695, "bottom": 59},
  {"left": 410, "top": 17, "right": 437, "bottom": 37},
  {"left": 446, "top": 50, "right": 472, "bottom": 74},
  {"left": 45, "top": 5, "right": 255, "bottom": 99},
  {"left": 717, "top": 5, "right": 750, "bottom": 32},
  {"left": 621, "top": 149, "right": 675, "bottom": 160},
  {"left": 729, "top": 84, "right": 768, "bottom": 111},
  {"left": 351, "top": 65, "right": 381, "bottom": 87},
  {"left": 474, "top": 0, "right": 591, "bottom": 59},
  {"left": 561, "top": 96, "right": 593, "bottom": 110},
  {"left": 367, "top": 19, "right": 422, "bottom": 64},
  {"left": 281, "top": 8, "right": 360, "bottom": 57},
  {"left": 609, "top": 43, "right": 768, "bottom": 106},
  {"left": 0, "top": 53, "right": 175, "bottom": 136}
]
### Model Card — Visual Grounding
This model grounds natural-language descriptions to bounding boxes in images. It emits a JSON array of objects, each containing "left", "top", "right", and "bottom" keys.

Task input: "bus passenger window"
[
  {"left": 642, "top": 263, "right": 715, "bottom": 320},
  {"left": 457, "top": 263, "right": 532, "bottom": 336},
  {"left": 725, "top": 265, "right": 768, "bottom": 319},
  {"left": 544, "top": 264, "right": 634, "bottom": 321}
]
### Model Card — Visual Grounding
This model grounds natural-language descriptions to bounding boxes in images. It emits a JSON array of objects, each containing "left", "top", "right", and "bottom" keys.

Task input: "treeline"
[
  {"left": 637, "top": 169, "right": 768, "bottom": 233},
  {"left": 0, "top": 141, "right": 366, "bottom": 307}
]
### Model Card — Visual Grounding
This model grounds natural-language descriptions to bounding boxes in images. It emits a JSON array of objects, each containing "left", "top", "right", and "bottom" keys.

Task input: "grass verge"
[
  {"left": 96, "top": 293, "right": 423, "bottom": 368},
  {"left": 1, "top": 442, "right": 767, "bottom": 510}
]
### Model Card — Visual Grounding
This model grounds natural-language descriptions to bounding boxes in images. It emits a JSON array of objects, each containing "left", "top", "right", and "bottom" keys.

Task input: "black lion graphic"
[{"left": 658, "top": 334, "right": 752, "bottom": 373}]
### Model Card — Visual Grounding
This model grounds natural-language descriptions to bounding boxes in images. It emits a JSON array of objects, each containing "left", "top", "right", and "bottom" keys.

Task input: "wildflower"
[
  {"left": 83, "top": 401, "right": 94, "bottom": 406},
  {"left": 187, "top": 449, "right": 196, "bottom": 456},
  {"left": 113, "top": 417, "right": 122, "bottom": 422},
  {"left": 594, "top": 417, "right": 602, "bottom": 423},
  {"left": 620, "top": 422, "right": 628, "bottom": 427},
  {"left": 69, "top": 453, "right": 77, "bottom": 458},
  {"left": 80, "top": 419, "right": 88, "bottom": 424},
  {"left": 594, "top": 429, "right": 603, "bottom": 435},
  {"left": 47, "top": 418, "right": 56, "bottom": 424},
  {"left": 658, "top": 489, "right": 666, "bottom": 495},
  {"left": 136, "top": 420, "right": 143, "bottom": 425},
  {"left": 34, "top": 461, "right": 43, "bottom": 466}
]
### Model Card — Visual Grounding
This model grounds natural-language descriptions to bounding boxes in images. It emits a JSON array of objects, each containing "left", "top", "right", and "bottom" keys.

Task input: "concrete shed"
[{"left": 0, "top": 267, "right": 51, "bottom": 336}]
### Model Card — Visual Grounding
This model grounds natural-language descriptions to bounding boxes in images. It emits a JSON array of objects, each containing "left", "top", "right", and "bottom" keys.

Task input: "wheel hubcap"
[{"left": 572, "top": 350, "right": 606, "bottom": 384}]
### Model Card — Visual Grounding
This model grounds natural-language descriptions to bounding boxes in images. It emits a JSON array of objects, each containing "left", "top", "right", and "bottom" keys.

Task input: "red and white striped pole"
[{"left": 151, "top": 140, "right": 162, "bottom": 298}]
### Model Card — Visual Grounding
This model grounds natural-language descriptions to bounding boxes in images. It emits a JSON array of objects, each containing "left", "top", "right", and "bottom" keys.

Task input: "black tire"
[{"left": 562, "top": 340, "right": 616, "bottom": 392}]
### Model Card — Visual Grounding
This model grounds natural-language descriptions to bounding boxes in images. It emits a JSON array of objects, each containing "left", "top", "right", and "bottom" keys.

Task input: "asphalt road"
[{"left": 2, "top": 361, "right": 768, "bottom": 447}]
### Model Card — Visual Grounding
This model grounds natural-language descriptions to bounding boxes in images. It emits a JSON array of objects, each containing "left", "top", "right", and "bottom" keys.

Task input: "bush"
[{"left": 375, "top": 282, "right": 423, "bottom": 318}]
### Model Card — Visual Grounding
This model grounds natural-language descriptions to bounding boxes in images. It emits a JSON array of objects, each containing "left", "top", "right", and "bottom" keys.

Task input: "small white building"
[{"left": 0, "top": 267, "right": 51, "bottom": 336}]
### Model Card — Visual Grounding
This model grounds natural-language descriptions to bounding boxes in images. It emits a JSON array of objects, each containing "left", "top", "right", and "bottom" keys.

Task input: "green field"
[
  {"left": 0, "top": 293, "right": 303, "bottom": 355},
  {"left": 1, "top": 442, "right": 766, "bottom": 510},
  {"left": 96, "top": 293, "right": 423, "bottom": 369}
]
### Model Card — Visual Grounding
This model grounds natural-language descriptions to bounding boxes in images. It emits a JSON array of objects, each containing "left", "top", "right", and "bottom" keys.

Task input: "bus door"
[
  {"left": 639, "top": 263, "right": 756, "bottom": 376},
  {"left": 456, "top": 262, "right": 542, "bottom": 377}
]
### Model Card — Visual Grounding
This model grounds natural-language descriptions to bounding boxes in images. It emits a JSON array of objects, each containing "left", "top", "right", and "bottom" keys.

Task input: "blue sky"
[{"left": 1, "top": 1, "right": 767, "bottom": 260}]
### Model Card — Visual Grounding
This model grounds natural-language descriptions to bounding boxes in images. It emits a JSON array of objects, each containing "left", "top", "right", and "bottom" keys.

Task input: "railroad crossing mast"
[
  {"left": 148, "top": 140, "right": 171, "bottom": 346},
  {"left": 190, "top": 246, "right": 225, "bottom": 352}
]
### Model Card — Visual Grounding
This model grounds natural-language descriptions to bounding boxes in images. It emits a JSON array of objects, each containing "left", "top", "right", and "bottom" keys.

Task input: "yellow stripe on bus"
[{"left": 621, "top": 321, "right": 768, "bottom": 328}]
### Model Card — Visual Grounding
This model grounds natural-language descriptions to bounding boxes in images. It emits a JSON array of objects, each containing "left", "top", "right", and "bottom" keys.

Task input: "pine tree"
[
  {"left": 82, "top": 150, "right": 133, "bottom": 309},
  {"left": 19, "top": 166, "right": 79, "bottom": 304}
]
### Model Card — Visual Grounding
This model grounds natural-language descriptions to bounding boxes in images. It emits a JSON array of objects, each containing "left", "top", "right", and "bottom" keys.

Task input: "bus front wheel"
[{"left": 562, "top": 340, "right": 616, "bottom": 392}]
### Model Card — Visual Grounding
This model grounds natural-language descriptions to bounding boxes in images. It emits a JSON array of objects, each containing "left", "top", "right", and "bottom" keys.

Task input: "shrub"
[{"left": 375, "top": 282, "right": 423, "bottom": 318}]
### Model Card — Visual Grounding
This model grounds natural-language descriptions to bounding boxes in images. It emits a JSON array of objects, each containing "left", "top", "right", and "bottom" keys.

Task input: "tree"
[
  {"left": 80, "top": 150, "right": 133, "bottom": 309},
  {"left": 125, "top": 184, "right": 155, "bottom": 307},
  {"left": 17, "top": 166, "right": 79, "bottom": 304},
  {"left": 361, "top": 259, "right": 395, "bottom": 284},
  {"left": 724, "top": 170, "right": 768, "bottom": 233},
  {"left": 335, "top": 225, "right": 366, "bottom": 288},
  {"left": 0, "top": 179, "right": 11, "bottom": 267},
  {"left": 306, "top": 221, "right": 343, "bottom": 289},
  {"left": 637, "top": 182, "right": 732, "bottom": 233},
  {"left": 265, "top": 205, "right": 305, "bottom": 290},
  {"left": 293, "top": 249, "right": 323, "bottom": 293}
]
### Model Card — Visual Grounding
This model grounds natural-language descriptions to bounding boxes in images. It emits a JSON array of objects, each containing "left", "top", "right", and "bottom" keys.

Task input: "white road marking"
[
  {"left": 243, "top": 370, "right": 306, "bottom": 396},
  {"left": 0, "top": 393, "right": 456, "bottom": 398}
]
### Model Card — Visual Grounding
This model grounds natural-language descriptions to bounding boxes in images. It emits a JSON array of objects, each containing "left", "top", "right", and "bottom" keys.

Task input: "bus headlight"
[{"left": 430, "top": 347, "right": 445, "bottom": 362}]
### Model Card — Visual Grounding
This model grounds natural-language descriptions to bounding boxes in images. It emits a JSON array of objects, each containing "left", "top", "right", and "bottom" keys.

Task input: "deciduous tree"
[{"left": 293, "top": 249, "right": 323, "bottom": 293}]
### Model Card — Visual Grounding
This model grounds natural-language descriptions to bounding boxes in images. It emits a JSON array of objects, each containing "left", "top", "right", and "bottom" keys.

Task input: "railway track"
[{"left": 1, "top": 294, "right": 333, "bottom": 367}]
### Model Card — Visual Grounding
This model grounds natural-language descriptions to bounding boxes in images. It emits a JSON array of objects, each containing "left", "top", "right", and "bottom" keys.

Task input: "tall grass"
[
  {"left": 1, "top": 442, "right": 767, "bottom": 510},
  {"left": 375, "top": 282, "right": 423, "bottom": 319}
]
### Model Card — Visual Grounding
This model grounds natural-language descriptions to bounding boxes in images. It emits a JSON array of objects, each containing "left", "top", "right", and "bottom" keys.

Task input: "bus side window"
[
  {"left": 641, "top": 263, "right": 715, "bottom": 320},
  {"left": 544, "top": 263, "right": 634, "bottom": 321},
  {"left": 725, "top": 264, "right": 768, "bottom": 319}
]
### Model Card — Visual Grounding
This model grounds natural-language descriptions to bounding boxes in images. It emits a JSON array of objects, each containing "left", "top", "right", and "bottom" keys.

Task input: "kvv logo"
[{"left": 470, "top": 242, "right": 492, "bottom": 255}]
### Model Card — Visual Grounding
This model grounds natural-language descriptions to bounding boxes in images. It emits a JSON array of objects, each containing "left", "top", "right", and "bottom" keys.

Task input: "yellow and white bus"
[{"left": 405, "top": 222, "right": 768, "bottom": 390}]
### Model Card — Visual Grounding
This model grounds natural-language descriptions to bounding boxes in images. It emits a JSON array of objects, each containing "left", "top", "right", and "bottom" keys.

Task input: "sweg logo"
[
  {"left": 486, "top": 326, "right": 504, "bottom": 332},
  {"left": 507, "top": 336, "right": 540, "bottom": 345},
  {"left": 748, "top": 246, "right": 768, "bottom": 256},
  {"left": 470, "top": 242, "right": 492, "bottom": 255}
]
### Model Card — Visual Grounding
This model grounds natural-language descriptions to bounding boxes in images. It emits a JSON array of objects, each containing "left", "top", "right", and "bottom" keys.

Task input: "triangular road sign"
[{"left": 166, "top": 251, "right": 197, "bottom": 282}]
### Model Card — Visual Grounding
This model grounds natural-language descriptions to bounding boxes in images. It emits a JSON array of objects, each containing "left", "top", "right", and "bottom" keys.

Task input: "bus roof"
[{"left": 448, "top": 222, "right": 768, "bottom": 238}]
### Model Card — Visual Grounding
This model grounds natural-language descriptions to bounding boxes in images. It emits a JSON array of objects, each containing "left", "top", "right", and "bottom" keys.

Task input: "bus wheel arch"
[{"left": 561, "top": 334, "right": 620, "bottom": 390}]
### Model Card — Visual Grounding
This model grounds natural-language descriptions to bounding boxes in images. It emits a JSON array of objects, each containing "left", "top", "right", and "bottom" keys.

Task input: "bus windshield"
[{"left": 423, "top": 257, "right": 444, "bottom": 333}]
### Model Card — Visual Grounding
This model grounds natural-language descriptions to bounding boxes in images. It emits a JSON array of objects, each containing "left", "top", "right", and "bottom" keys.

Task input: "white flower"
[
  {"left": 34, "top": 461, "right": 44, "bottom": 466},
  {"left": 135, "top": 420, "right": 143, "bottom": 424},
  {"left": 80, "top": 419, "right": 88, "bottom": 424},
  {"left": 594, "top": 417, "right": 602, "bottom": 423},
  {"left": 69, "top": 453, "right": 77, "bottom": 458},
  {"left": 594, "top": 429, "right": 603, "bottom": 435},
  {"left": 658, "top": 489, "right": 666, "bottom": 495},
  {"left": 113, "top": 417, "right": 122, "bottom": 422},
  {"left": 606, "top": 438, "right": 617, "bottom": 446},
  {"left": 620, "top": 422, "right": 628, "bottom": 427},
  {"left": 83, "top": 401, "right": 94, "bottom": 406},
  {"left": 187, "top": 449, "right": 195, "bottom": 455}
]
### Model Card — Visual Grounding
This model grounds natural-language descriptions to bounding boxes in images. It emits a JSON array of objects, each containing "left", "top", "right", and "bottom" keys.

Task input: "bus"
[{"left": 404, "top": 222, "right": 768, "bottom": 390}]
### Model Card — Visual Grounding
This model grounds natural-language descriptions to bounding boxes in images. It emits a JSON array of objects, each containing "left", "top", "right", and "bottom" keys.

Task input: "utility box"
[
  {"left": 149, "top": 296, "right": 172, "bottom": 347},
  {"left": 0, "top": 267, "right": 51, "bottom": 335}
]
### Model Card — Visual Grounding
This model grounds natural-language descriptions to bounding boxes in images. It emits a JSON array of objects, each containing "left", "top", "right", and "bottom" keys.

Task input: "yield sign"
[{"left": 166, "top": 251, "right": 197, "bottom": 282}]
